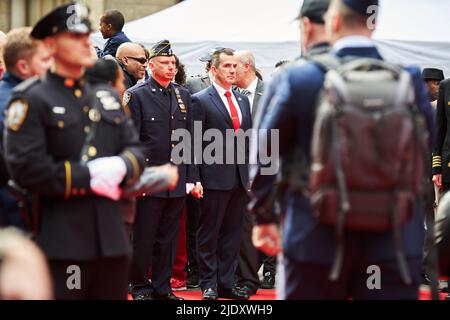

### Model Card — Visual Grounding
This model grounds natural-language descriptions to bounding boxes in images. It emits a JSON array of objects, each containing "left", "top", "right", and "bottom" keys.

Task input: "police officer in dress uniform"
[
  {"left": 126, "top": 40, "right": 201, "bottom": 300},
  {"left": 3, "top": 2, "right": 145, "bottom": 300}
]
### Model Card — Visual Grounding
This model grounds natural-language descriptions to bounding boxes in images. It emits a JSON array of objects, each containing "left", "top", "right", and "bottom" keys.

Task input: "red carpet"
[
  {"left": 128, "top": 288, "right": 447, "bottom": 300},
  {"left": 176, "top": 289, "right": 276, "bottom": 300}
]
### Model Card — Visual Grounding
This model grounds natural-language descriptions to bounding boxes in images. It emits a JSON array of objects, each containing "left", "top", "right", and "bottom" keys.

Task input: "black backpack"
[{"left": 308, "top": 54, "right": 428, "bottom": 284}]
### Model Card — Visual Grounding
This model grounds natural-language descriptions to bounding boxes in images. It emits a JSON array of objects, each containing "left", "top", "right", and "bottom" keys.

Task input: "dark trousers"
[
  {"left": 283, "top": 256, "right": 421, "bottom": 300},
  {"left": 50, "top": 256, "right": 130, "bottom": 300},
  {"left": 172, "top": 208, "right": 187, "bottom": 281},
  {"left": 197, "top": 187, "right": 247, "bottom": 291},
  {"left": 235, "top": 210, "right": 277, "bottom": 290},
  {"left": 130, "top": 196, "right": 185, "bottom": 295},
  {"left": 186, "top": 194, "right": 201, "bottom": 281}
]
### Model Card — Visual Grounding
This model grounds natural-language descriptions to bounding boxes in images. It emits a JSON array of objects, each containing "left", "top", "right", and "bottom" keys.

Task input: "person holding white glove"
[
  {"left": 3, "top": 5, "right": 146, "bottom": 300},
  {"left": 87, "top": 156, "right": 127, "bottom": 201}
]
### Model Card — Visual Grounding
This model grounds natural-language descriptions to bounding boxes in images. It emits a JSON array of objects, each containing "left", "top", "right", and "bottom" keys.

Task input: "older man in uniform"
[
  {"left": 3, "top": 2, "right": 145, "bottom": 300},
  {"left": 126, "top": 40, "right": 201, "bottom": 300}
]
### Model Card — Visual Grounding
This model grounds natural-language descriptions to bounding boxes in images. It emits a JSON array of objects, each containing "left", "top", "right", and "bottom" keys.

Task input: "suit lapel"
[
  {"left": 234, "top": 90, "right": 250, "bottom": 129},
  {"left": 252, "top": 79, "right": 265, "bottom": 118},
  {"left": 209, "top": 86, "right": 233, "bottom": 128}
]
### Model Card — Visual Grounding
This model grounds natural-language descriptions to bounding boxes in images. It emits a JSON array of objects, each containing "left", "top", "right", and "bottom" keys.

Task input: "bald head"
[
  {"left": 116, "top": 42, "right": 144, "bottom": 60},
  {"left": 235, "top": 51, "right": 256, "bottom": 72},
  {"left": 234, "top": 50, "right": 257, "bottom": 89},
  {"left": 116, "top": 42, "right": 147, "bottom": 81}
]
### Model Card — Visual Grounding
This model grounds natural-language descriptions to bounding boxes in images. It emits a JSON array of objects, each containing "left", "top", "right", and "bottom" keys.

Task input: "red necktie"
[{"left": 224, "top": 91, "right": 240, "bottom": 132}]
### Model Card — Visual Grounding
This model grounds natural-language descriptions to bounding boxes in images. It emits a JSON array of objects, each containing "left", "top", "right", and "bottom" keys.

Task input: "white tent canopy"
[{"left": 91, "top": 0, "right": 450, "bottom": 79}]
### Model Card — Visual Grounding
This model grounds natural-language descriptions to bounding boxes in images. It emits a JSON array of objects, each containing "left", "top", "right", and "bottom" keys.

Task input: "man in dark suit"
[
  {"left": 126, "top": 40, "right": 200, "bottom": 300},
  {"left": 95, "top": 10, "right": 130, "bottom": 58},
  {"left": 233, "top": 50, "right": 275, "bottom": 295},
  {"left": 192, "top": 48, "right": 252, "bottom": 300},
  {"left": 3, "top": 3, "right": 145, "bottom": 300},
  {"left": 252, "top": 0, "right": 434, "bottom": 299},
  {"left": 184, "top": 46, "right": 227, "bottom": 289}
]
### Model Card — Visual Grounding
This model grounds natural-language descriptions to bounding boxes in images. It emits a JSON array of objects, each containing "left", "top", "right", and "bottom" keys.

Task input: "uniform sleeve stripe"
[
  {"left": 124, "top": 151, "right": 140, "bottom": 185},
  {"left": 64, "top": 161, "right": 72, "bottom": 199}
]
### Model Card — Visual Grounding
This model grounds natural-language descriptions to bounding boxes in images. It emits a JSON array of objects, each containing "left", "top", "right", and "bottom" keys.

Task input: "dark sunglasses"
[{"left": 126, "top": 56, "right": 148, "bottom": 64}]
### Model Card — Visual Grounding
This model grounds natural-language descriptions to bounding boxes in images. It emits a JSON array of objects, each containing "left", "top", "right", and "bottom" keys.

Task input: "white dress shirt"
[
  {"left": 212, "top": 81, "right": 243, "bottom": 124},
  {"left": 244, "top": 77, "right": 259, "bottom": 112}
]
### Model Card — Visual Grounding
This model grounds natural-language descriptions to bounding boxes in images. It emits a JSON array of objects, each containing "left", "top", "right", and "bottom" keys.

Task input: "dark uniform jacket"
[
  {"left": 192, "top": 85, "right": 252, "bottom": 191},
  {"left": 257, "top": 44, "right": 434, "bottom": 263},
  {"left": 249, "top": 42, "right": 330, "bottom": 224},
  {"left": 186, "top": 74, "right": 211, "bottom": 95},
  {"left": 433, "top": 78, "right": 450, "bottom": 181},
  {"left": 126, "top": 77, "right": 198, "bottom": 198},
  {"left": 4, "top": 72, "right": 145, "bottom": 260}
]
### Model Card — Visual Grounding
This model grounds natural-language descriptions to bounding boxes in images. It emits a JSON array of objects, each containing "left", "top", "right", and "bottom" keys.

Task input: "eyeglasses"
[{"left": 126, "top": 56, "right": 148, "bottom": 64}]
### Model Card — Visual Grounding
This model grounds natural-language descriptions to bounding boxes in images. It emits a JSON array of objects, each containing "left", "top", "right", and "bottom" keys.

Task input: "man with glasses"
[{"left": 116, "top": 42, "right": 147, "bottom": 89}]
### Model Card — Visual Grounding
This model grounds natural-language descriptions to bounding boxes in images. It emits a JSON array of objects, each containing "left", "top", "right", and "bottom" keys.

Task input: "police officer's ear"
[
  {"left": 42, "top": 37, "right": 57, "bottom": 56},
  {"left": 147, "top": 58, "right": 155, "bottom": 70},
  {"left": 324, "top": 3, "right": 342, "bottom": 36},
  {"left": 122, "top": 56, "right": 130, "bottom": 66},
  {"left": 300, "top": 17, "right": 313, "bottom": 39},
  {"left": 15, "top": 59, "right": 32, "bottom": 78}
]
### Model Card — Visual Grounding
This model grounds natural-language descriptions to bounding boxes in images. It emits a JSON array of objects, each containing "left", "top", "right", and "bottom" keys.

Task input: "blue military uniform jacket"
[
  {"left": 259, "top": 40, "right": 434, "bottom": 263},
  {"left": 0, "top": 72, "right": 23, "bottom": 124},
  {"left": 4, "top": 73, "right": 145, "bottom": 259},
  {"left": 126, "top": 77, "right": 198, "bottom": 198},
  {"left": 96, "top": 31, "right": 130, "bottom": 58}
]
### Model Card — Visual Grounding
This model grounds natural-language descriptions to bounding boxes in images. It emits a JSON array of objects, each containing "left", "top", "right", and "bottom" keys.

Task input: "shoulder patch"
[
  {"left": 7, "top": 99, "right": 29, "bottom": 131},
  {"left": 123, "top": 92, "right": 131, "bottom": 106}
]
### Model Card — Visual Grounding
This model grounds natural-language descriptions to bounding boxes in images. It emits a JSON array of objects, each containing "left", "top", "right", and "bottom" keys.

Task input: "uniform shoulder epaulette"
[
  {"left": 12, "top": 76, "right": 41, "bottom": 94},
  {"left": 172, "top": 82, "right": 189, "bottom": 94},
  {"left": 127, "top": 81, "right": 147, "bottom": 93}
]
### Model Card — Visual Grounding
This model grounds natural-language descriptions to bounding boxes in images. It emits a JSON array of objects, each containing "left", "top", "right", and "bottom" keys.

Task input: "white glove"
[
  {"left": 87, "top": 156, "right": 127, "bottom": 201},
  {"left": 186, "top": 183, "right": 195, "bottom": 194}
]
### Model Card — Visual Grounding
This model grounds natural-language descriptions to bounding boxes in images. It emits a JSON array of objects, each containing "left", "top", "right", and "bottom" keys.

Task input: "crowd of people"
[{"left": 0, "top": 0, "right": 448, "bottom": 300}]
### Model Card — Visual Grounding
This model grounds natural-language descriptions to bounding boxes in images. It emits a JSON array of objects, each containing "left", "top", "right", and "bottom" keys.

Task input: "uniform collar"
[
  {"left": 1, "top": 72, "right": 23, "bottom": 85},
  {"left": 46, "top": 72, "right": 85, "bottom": 91},
  {"left": 150, "top": 76, "right": 172, "bottom": 93},
  {"left": 332, "top": 36, "right": 374, "bottom": 52}
]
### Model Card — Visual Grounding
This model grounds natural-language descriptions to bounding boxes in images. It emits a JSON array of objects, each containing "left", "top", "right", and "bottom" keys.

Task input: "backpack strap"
[
  {"left": 328, "top": 115, "right": 351, "bottom": 282},
  {"left": 307, "top": 53, "right": 341, "bottom": 73}
]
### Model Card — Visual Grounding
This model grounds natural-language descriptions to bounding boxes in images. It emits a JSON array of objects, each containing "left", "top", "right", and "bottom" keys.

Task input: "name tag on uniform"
[
  {"left": 52, "top": 106, "right": 66, "bottom": 114},
  {"left": 101, "top": 96, "right": 121, "bottom": 110}
]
